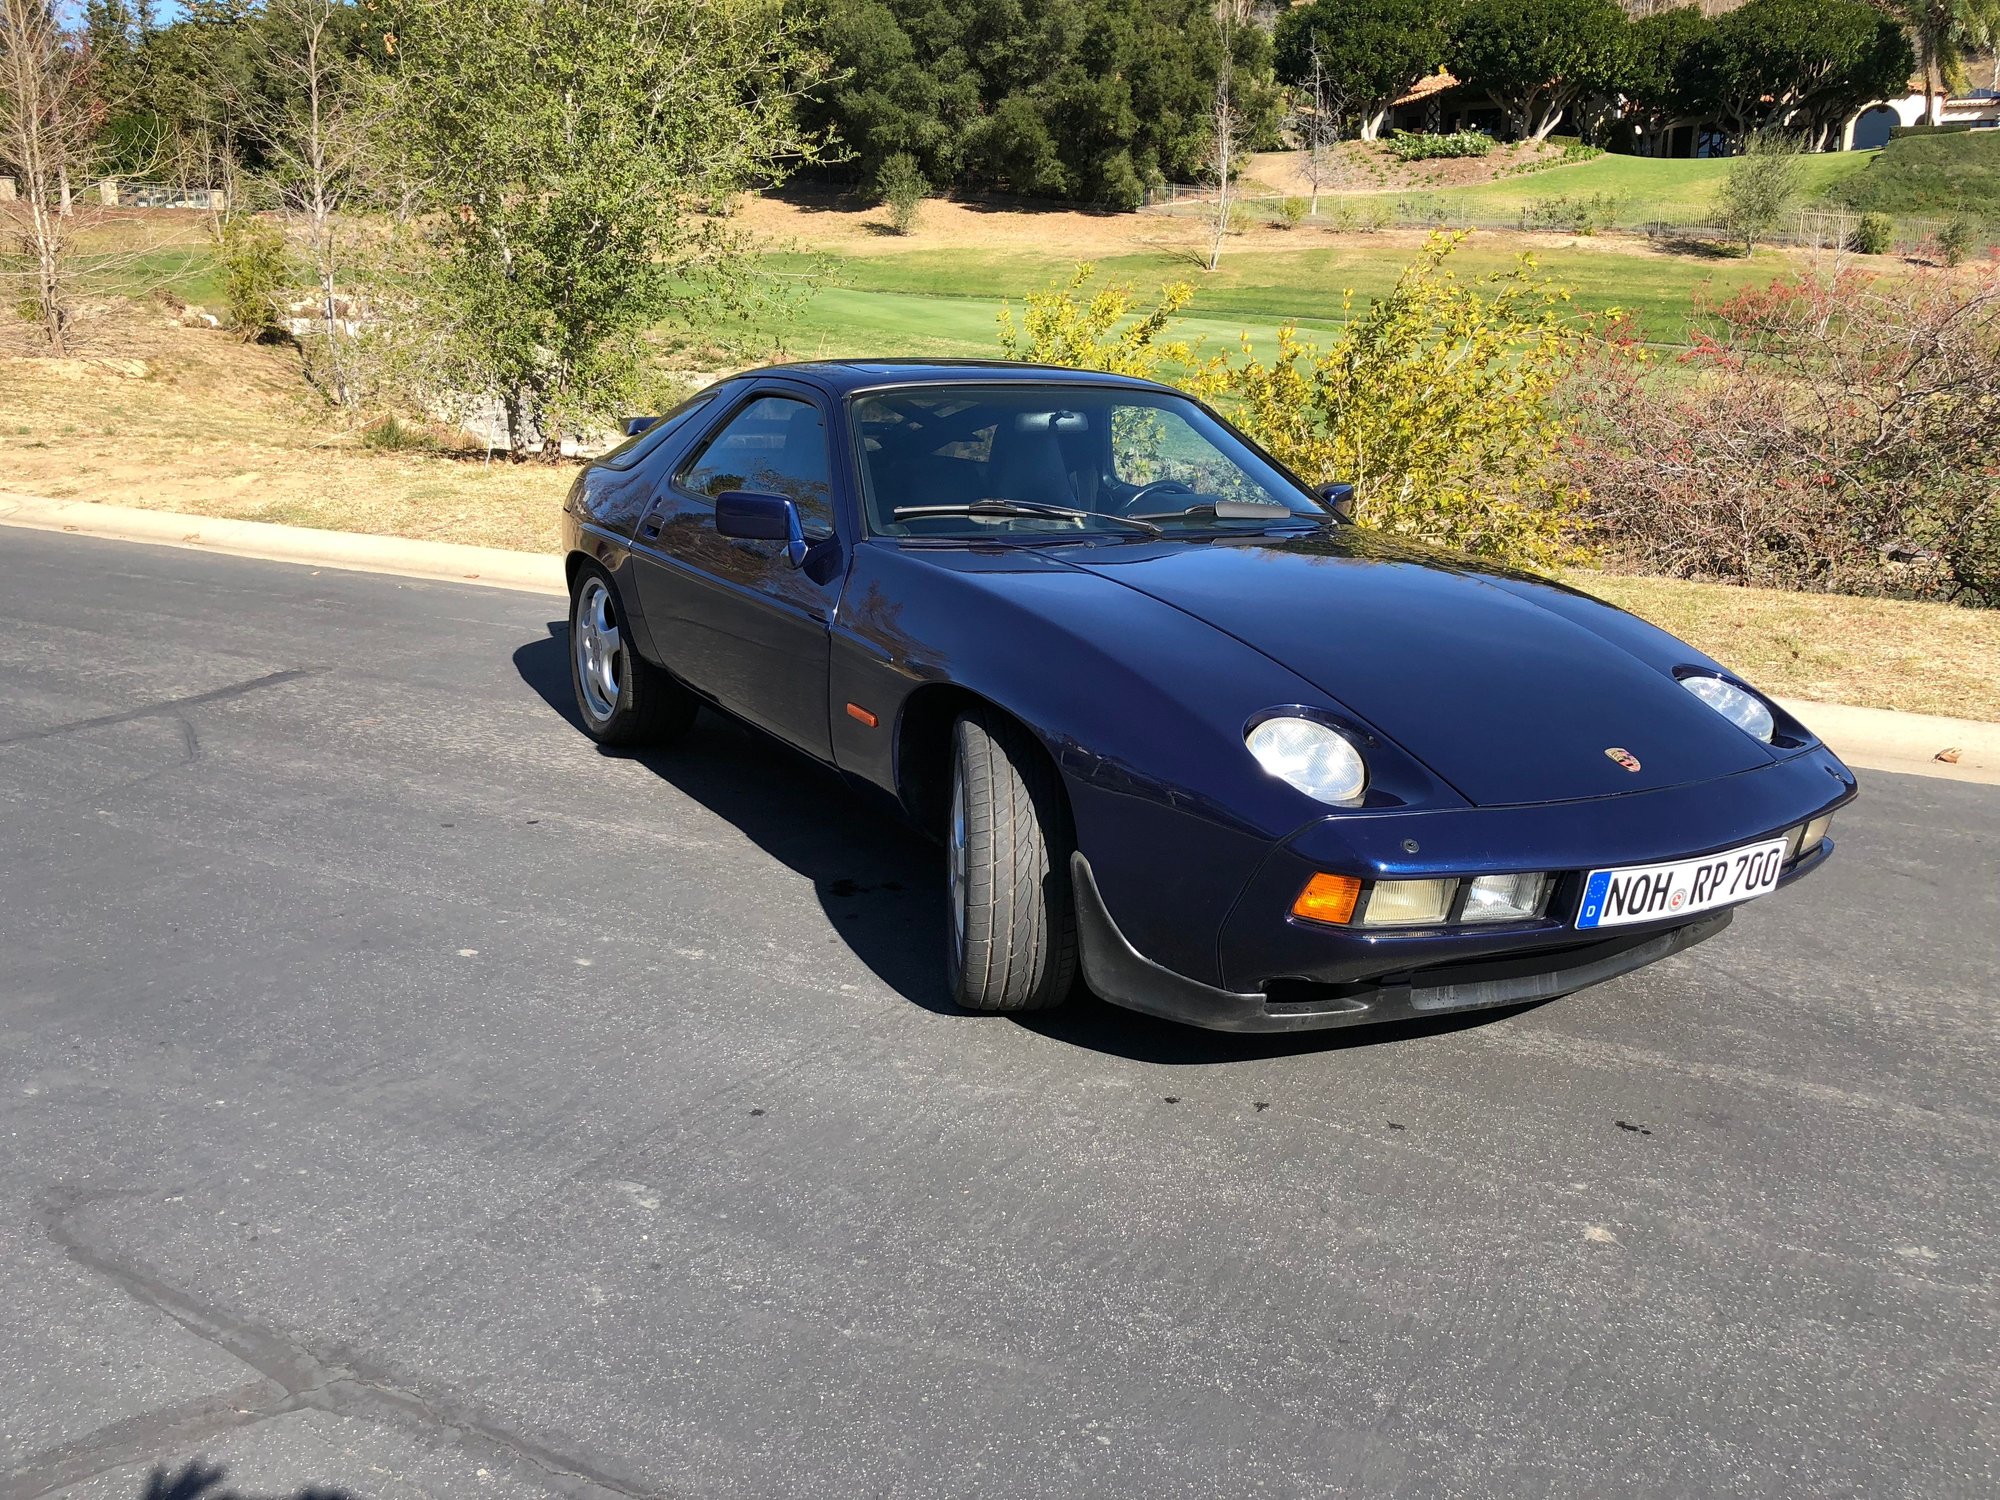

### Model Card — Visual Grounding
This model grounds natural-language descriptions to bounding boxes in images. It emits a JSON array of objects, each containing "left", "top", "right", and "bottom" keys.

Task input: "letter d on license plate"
[{"left": 1576, "top": 838, "right": 1789, "bottom": 930}]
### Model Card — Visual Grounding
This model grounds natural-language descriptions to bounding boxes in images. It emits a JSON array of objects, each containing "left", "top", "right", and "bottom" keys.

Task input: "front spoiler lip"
[{"left": 1071, "top": 852, "right": 1734, "bottom": 1034}]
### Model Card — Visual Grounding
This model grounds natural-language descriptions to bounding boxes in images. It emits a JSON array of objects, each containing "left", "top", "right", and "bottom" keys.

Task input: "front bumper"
[
  {"left": 1071, "top": 744, "right": 1856, "bottom": 1033},
  {"left": 1073, "top": 852, "right": 1736, "bottom": 1033}
]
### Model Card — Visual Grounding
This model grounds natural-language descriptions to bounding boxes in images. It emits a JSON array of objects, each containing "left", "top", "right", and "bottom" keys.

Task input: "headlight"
[
  {"left": 1246, "top": 716, "right": 1367, "bottom": 806},
  {"left": 1461, "top": 872, "right": 1551, "bottom": 924},
  {"left": 1681, "top": 673, "right": 1775, "bottom": 743}
]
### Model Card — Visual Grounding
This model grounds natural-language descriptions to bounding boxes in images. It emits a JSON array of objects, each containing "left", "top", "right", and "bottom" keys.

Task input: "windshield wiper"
[
  {"left": 1129, "top": 499, "right": 1302, "bottom": 523},
  {"left": 892, "top": 499, "right": 1161, "bottom": 535}
]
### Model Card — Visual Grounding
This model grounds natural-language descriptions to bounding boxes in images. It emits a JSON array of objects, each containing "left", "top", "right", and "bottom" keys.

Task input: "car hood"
[{"left": 1058, "top": 530, "right": 1781, "bottom": 808}]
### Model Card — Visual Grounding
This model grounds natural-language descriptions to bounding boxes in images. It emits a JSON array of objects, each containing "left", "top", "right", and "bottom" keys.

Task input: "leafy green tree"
[
  {"left": 1272, "top": 0, "right": 1455, "bottom": 142},
  {"left": 1447, "top": 0, "right": 1634, "bottom": 143},
  {"left": 82, "top": 1, "right": 161, "bottom": 173},
  {"left": 384, "top": 0, "right": 829, "bottom": 453},
  {"left": 809, "top": 0, "right": 1278, "bottom": 206},
  {"left": 1621, "top": 6, "right": 1710, "bottom": 125},
  {"left": 1715, "top": 131, "right": 1806, "bottom": 252},
  {"left": 875, "top": 151, "right": 929, "bottom": 234},
  {"left": 1689, "top": 0, "right": 1913, "bottom": 149}
]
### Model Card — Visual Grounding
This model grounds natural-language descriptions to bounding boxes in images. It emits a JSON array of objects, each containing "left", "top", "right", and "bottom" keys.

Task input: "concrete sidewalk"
[
  {"left": 4, "top": 490, "right": 1995, "bottom": 785},
  {"left": 0, "top": 491, "right": 564, "bottom": 595}
]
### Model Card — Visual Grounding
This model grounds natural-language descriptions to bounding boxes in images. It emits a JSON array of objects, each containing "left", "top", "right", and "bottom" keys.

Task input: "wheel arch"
[{"left": 894, "top": 682, "right": 1071, "bottom": 839}]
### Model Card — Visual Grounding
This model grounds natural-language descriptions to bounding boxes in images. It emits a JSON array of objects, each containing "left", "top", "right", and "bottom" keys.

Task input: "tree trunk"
[
  {"left": 1359, "top": 108, "right": 1387, "bottom": 142},
  {"left": 1207, "top": 138, "right": 1230, "bottom": 273},
  {"left": 503, "top": 388, "right": 525, "bottom": 456},
  {"left": 34, "top": 204, "right": 66, "bottom": 354}
]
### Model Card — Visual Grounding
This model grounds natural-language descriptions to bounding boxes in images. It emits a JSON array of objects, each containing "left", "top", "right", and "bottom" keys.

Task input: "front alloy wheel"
[
  {"left": 574, "top": 576, "right": 623, "bottom": 723},
  {"left": 568, "top": 568, "right": 696, "bottom": 747}
]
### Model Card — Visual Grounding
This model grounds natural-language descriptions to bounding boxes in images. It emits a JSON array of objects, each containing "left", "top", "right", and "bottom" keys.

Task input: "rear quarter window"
[
  {"left": 595, "top": 385, "right": 727, "bottom": 472},
  {"left": 570, "top": 385, "right": 731, "bottom": 536}
]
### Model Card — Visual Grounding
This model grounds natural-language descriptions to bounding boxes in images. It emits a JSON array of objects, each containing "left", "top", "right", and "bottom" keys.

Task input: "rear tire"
[
  {"left": 945, "top": 709, "right": 1077, "bottom": 1013},
  {"left": 569, "top": 568, "right": 697, "bottom": 748}
]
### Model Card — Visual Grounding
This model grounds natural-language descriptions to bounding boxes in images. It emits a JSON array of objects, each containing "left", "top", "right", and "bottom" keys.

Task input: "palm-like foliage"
[{"left": 1900, "top": 0, "right": 2000, "bottom": 121}]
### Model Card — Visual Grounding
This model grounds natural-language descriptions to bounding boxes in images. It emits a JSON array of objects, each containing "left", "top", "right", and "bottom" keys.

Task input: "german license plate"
[{"left": 1576, "top": 838, "right": 1788, "bottom": 930}]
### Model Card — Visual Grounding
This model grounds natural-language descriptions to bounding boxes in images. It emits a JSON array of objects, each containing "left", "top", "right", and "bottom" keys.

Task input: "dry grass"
[
  {"left": 1582, "top": 573, "right": 2000, "bottom": 721},
  {"left": 0, "top": 309, "right": 568, "bottom": 553},
  {"left": 3, "top": 306, "right": 1994, "bottom": 722}
]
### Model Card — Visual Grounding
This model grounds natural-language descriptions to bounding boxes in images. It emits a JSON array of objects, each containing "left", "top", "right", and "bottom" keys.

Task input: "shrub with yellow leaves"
[
  {"left": 999, "top": 233, "right": 1614, "bottom": 571},
  {"left": 996, "top": 265, "right": 1200, "bottom": 381},
  {"left": 1204, "top": 232, "right": 1603, "bottom": 567}
]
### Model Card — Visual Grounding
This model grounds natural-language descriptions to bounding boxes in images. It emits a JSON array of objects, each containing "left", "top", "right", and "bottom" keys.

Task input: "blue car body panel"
[{"left": 561, "top": 360, "right": 1856, "bottom": 1029}]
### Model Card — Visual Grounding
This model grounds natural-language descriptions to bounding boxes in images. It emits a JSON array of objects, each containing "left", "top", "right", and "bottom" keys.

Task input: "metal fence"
[{"left": 96, "top": 180, "right": 228, "bottom": 211}]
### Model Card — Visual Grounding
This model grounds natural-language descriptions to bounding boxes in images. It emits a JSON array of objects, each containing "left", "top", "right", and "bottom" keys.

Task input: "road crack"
[
  {"left": 0, "top": 669, "right": 322, "bottom": 748},
  {"left": 10, "top": 1188, "right": 663, "bottom": 1500}
]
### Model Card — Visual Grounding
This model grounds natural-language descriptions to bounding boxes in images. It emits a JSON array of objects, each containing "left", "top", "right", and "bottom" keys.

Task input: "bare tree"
[
  {"left": 1206, "top": 79, "right": 1242, "bottom": 271},
  {"left": 1206, "top": 0, "right": 1246, "bottom": 272},
  {"left": 220, "top": 0, "right": 377, "bottom": 405},
  {"left": 0, "top": 0, "right": 99, "bottom": 353},
  {"left": 1287, "top": 39, "right": 1348, "bottom": 218}
]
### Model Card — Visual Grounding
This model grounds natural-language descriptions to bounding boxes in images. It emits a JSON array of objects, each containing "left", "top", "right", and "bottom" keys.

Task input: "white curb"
[
  {"left": 0, "top": 492, "right": 564, "bottom": 595},
  {"left": 4, "top": 492, "right": 1995, "bottom": 785},
  {"left": 1775, "top": 698, "right": 2000, "bottom": 785}
]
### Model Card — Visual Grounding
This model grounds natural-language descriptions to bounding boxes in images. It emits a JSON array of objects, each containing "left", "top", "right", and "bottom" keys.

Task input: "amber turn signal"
[
  {"left": 1291, "top": 873, "right": 1361, "bottom": 926},
  {"left": 845, "top": 702, "right": 879, "bottom": 728}
]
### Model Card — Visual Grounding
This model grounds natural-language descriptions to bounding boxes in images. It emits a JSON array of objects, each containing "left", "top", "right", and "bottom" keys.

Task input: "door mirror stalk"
[{"left": 1316, "top": 481, "right": 1357, "bottom": 524}]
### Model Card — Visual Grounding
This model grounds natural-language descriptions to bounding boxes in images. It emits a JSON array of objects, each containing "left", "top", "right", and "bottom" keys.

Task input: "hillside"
[
  {"left": 1240, "top": 144, "right": 1877, "bottom": 228},
  {"left": 1832, "top": 129, "right": 2000, "bottom": 222}
]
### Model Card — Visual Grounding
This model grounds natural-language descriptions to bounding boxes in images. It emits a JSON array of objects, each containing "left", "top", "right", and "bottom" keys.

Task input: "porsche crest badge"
[{"left": 1605, "top": 747, "right": 1642, "bottom": 773}]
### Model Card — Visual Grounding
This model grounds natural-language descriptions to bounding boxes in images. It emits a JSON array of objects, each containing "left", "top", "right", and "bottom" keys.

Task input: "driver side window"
[
  {"left": 681, "top": 396, "right": 835, "bottom": 529},
  {"left": 1111, "top": 405, "right": 1273, "bottom": 504}
]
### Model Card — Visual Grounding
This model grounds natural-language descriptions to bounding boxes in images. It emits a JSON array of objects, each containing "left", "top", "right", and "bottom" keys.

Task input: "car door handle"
[{"left": 639, "top": 511, "right": 664, "bottom": 540}]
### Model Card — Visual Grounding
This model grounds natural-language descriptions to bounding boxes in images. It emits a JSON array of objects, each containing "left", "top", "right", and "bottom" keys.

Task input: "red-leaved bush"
[{"left": 1567, "top": 262, "right": 2000, "bottom": 605}]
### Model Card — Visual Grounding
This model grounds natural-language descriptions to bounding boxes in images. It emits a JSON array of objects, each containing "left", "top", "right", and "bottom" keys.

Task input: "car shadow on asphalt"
[
  {"left": 516, "top": 625, "right": 1537, "bottom": 1063},
  {"left": 141, "top": 1459, "right": 353, "bottom": 1500}
]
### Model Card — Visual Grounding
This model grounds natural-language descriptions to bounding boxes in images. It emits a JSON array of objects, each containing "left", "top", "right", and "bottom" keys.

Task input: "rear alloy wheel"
[
  {"left": 569, "top": 570, "right": 696, "bottom": 748},
  {"left": 945, "top": 709, "right": 1078, "bottom": 1013}
]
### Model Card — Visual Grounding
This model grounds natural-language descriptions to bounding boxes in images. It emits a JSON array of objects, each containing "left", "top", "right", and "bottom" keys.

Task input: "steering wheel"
[{"left": 1121, "top": 478, "right": 1197, "bottom": 512}]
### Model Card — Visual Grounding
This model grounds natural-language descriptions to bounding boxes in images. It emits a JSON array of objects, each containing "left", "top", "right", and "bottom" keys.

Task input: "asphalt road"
[{"left": 1, "top": 528, "right": 1995, "bottom": 1500}]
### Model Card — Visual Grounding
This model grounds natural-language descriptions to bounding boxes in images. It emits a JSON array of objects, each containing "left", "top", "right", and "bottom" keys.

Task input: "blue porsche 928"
[{"left": 560, "top": 362, "right": 1855, "bottom": 1032}]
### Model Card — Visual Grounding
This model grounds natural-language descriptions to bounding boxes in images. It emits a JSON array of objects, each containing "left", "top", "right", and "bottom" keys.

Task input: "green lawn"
[
  {"left": 745, "top": 236, "right": 1790, "bottom": 362},
  {"left": 1832, "top": 129, "right": 2000, "bottom": 223},
  {"left": 1324, "top": 150, "right": 1878, "bottom": 228}
]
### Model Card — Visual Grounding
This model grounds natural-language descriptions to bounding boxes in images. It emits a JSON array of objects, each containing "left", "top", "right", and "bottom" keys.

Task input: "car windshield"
[{"left": 852, "top": 384, "right": 1326, "bottom": 539}]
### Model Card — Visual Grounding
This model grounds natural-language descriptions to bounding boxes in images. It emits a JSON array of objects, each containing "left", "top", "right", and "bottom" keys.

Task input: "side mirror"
[
  {"left": 623, "top": 415, "right": 658, "bottom": 437},
  {"left": 715, "top": 489, "right": 808, "bottom": 567},
  {"left": 1317, "top": 481, "right": 1357, "bottom": 524}
]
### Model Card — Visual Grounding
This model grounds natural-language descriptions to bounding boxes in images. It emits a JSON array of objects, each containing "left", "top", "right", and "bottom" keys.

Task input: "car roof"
[{"left": 726, "top": 359, "right": 1178, "bottom": 399}]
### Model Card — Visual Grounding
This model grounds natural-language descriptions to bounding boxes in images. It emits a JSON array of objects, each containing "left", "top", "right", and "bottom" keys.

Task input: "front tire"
[
  {"left": 569, "top": 569, "right": 696, "bottom": 747},
  {"left": 946, "top": 709, "right": 1077, "bottom": 1013}
]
